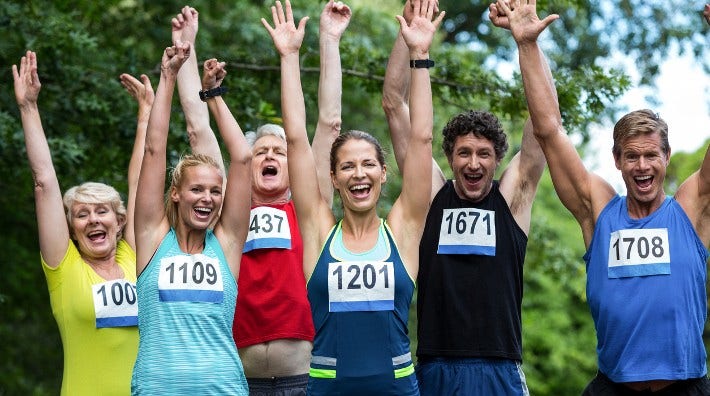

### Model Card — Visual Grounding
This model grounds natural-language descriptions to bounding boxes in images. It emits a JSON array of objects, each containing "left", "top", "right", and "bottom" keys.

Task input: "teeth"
[
  {"left": 350, "top": 184, "right": 369, "bottom": 191},
  {"left": 195, "top": 207, "right": 212, "bottom": 213},
  {"left": 635, "top": 175, "right": 652, "bottom": 181}
]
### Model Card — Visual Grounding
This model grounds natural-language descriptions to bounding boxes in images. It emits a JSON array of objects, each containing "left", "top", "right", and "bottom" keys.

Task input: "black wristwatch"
[
  {"left": 410, "top": 59, "right": 435, "bottom": 69},
  {"left": 199, "top": 86, "right": 228, "bottom": 101}
]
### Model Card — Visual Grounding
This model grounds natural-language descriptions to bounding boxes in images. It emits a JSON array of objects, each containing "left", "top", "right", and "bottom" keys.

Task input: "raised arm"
[
  {"left": 119, "top": 73, "right": 154, "bottom": 250},
  {"left": 135, "top": 42, "right": 191, "bottom": 274},
  {"left": 13, "top": 51, "right": 69, "bottom": 268},
  {"left": 312, "top": 0, "right": 350, "bottom": 207},
  {"left": 172, "top": 6, "right": 225, "bottom": 173},
  {"left": 389, "top": 0, "right": 444, "bottom": 275},
  {"left": 674, "top": 7, "right": 710, "bottom": 246},
  {"left": 382, "top": 0, "right": 445, "bottom": 201},
  {"left": 262, "top": 0, "right": 334, "bottom": 277},
  {"left": 500, "top": 0, "right": 614, "bottom": 244},
  {"left": 202, "top": 59, "right": 252, "bottom": 278},
  {"left": 488, "top": 4, "right": 546, "bottom": 234}
]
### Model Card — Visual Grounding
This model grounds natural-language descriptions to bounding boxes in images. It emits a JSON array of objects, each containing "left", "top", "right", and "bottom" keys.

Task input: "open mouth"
[
  {"left": 349, "top": 184, "right": 371, "bottom": 198},
  {"left": 464, "top": 173, "right": 483, "bottom": 184},
  {"left": 262, "top": 165, "right": 278, "bottom": 176},
  {"left": 634, "top": 175, "right": 653, "bottom": 189},
  {"left": 194, "top": 207, "right": 212, "bottom": 219},
  {"left": 88, "top": 230, "right": 107, "bottom": 242}
]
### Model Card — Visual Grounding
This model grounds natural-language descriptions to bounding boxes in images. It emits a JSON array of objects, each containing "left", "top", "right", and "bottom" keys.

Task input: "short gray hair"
[{"left": 245, "top": 124, "right": 286, "bottom": 148}]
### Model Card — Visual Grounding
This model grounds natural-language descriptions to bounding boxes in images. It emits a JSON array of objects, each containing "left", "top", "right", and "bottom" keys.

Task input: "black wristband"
[
  {"left": 199, "top": 86, "right": 228, "bottom": 101},
  {"left": 410, "top": 59, "right": 435, "bottom": 69}
]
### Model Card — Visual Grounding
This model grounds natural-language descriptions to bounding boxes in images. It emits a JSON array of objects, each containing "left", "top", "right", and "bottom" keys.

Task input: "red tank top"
[{"left": 233, "top": 200, "right": 314, "bottom": 348}]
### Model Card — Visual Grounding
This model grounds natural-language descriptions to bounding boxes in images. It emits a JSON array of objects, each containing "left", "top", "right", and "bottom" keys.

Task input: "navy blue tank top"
[{"left": 307, "top": 219, "right": 418, "bottom": 395}]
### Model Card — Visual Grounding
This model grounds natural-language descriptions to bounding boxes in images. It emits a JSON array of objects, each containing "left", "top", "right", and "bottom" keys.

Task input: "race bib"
[
  {"left": 607, "top": 228, "right": 671, "bottom": 278},
  {"left": 92, "top": 279, "right": 138, "bottom": 328},
  {"left": 437, "top": 208, "right": 496, "bottom": 255},
  {"left": 243, "top": 206, "right": 292, "bottom": 253},
  {"left": 328, "top": 261, "right": 395, "bottom": 312},
  {"left": 158, "top": 254, "right": 224, "bottom": 302}
]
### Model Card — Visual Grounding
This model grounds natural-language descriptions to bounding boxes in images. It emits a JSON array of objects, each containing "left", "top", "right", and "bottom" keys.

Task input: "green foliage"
[{"left": 1, "top": 0, "right": 707, "bottom": 394}]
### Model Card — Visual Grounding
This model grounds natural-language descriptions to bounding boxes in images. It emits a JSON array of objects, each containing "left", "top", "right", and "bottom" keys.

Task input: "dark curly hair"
[{"left": 442, "top": 110, "right": 509, "bottom": 161}]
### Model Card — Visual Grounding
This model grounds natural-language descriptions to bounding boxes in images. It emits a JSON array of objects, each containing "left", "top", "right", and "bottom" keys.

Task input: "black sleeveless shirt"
[{"left": 417, "top": 180, "right": 527, "bottom": 360}]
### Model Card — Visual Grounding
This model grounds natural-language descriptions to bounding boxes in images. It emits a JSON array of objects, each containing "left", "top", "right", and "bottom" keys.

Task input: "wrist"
[
  {"left": 199, "top": 86, "right": 228, "bottom": 101},
  {"left": 410, "top": 59, "right": 434, "bottom": 69}
]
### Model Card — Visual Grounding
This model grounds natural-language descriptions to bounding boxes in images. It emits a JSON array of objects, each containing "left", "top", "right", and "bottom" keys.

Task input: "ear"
[
  {"left": 170, "top": 186, "right": 180, "bottom": 203},
  {"left": 331, "top": 170, "right": 340, "bottom": 190},
  {"left": 381, "top": 164, "right": 387, "bottom": 184},
  {"left": 614, "top": 152, "right": 622, "bottom": 171}
]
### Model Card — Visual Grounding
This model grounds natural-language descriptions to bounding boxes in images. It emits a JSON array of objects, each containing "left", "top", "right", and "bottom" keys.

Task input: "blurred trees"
[{"left": 1, "top": 0, "right": 708, "bottom": 394}]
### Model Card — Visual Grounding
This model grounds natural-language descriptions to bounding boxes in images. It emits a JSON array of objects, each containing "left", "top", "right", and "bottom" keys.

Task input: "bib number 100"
[{"left": 96, "top": 281, "right": 136, "bottom": 307}]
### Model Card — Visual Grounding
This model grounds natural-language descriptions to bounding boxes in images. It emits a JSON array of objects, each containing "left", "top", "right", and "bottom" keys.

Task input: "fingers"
[
  {"left": 261, "top": 17, "right": 274, "bottom": 34},
  {"left": 300, "top": 15, "right": 310, "bottom": 27},
  {"left": 284, "top": 0, "right": 294, "bottom": 24},
  {"left": 140, "top": 74, "right": 153, "bottom": 92},
  {"left": 540, "top": 13, "right": 559, "bottom": 29}
]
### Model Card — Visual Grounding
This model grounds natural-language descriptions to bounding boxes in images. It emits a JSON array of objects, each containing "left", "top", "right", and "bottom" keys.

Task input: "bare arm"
[
  {"left": 13, "top": 51, "right": 69, "bottom": 268},
  {"left": 382, "top": 0, "right": 444, "bottom": 201},
  {"left": 388, "top": 0, "right": 444, "bottom": 277},
  {"left": 202, "top": 59, "right": 252, "bottom": 279},
  {"left": 674, "top": 8, "right": 710, "bottom": 246},
  {"left": 499, "top": 0, "right": 614, "bottom": 245},
  {"left": 135, "top": 42, "right": 191, "bottom": 274},
  {"left": 119, "top": 73, "right": 154, "bottom": 250},
  {"left": 262, "top": 0, "right": 334, "bottom": 278},
  {"left": 173, "top": 6, "right": 225, "bottom": 173},
  {"left": 312, "top": 0, "right": 350, "bottom": 207}
]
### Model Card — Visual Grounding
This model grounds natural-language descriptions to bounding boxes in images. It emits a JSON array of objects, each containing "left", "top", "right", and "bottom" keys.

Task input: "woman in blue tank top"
[
  {"left": 131, "top": 42, "right": 250, "bottom": 394},
  {"left": 261, "top": 1, "right": 444, "bottom": 394}
]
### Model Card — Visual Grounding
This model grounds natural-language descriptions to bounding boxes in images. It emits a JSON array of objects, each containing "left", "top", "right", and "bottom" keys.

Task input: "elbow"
[{"left": 381, "top": 94, "right": 401, "bottom": 117}]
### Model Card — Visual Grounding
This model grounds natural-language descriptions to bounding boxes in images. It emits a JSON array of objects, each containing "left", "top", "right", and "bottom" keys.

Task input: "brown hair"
[
  {"left": 442, "top": 110, "right": 509, "bottom": 161},
  {"left": 612, "top": 109, "right": 670, "bottom": 159},
  {"left": 329, "top": 130, "right": 386, "bottom": 174}
]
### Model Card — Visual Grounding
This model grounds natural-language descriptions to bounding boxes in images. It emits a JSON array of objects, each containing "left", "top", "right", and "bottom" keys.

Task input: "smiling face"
[
  {"left": 171, "top": 164, "right": 223, "bottom": 230},
  {"left": 331, "top": 138, "right": 386, "bottom": 213},
  {"left": 614, "top": 132, "right": 669, "bottom": 212},
  {"left": 449, "top": 133, "right": 500, "bottom": 203},
  {"left": 251, "top": 134, "right": 289, "bottom": 204},
  {"left": 70, "top": 202, "right": 123, "bottom": 261}
]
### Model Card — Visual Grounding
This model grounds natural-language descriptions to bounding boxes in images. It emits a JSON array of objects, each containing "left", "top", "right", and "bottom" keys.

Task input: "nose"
[
  {"left": 467, "top": 155, "right": 480, "bottom": 170},
  {"left": 264, "top": 148, "right": 275, "bottom": 159},
  {"left": 88, "top": 211, "right": 100, "bottom": 224},
  {"left": 354, "top": 165, "right": 366, "bottom": 178},
  {"left": 637, "top": 155, "right": 650, "bottom": 170}
]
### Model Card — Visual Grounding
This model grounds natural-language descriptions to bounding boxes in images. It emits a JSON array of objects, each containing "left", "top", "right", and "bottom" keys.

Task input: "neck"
[
  {"left": 176, "top": 224, "right": 207, "bottom": 254},
  {"left": 626, "top": 193, "right": 665, "bottom": 219},
  {"left": 341, "top": 209, "right": 380, "bottom": 237},
  {"left": 252, "top": 189, "right": 290, "bottom": 206}
]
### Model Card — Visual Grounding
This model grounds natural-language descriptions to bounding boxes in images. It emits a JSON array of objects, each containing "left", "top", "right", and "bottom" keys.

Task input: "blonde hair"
[
  {"left": 166, "top": 153, "right": 224, "bottom": 229},
  {"left": 63, "top": 182, "right": 126, "bottom": 239}
]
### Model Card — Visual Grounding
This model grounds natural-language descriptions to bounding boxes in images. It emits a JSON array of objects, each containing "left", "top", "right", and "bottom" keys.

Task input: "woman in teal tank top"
[
  {"left": 261, "top": 1, "right": 444, "bottom": 394},
  {"left": 131, "top": 41, "right": 250, "bottom": 395}
]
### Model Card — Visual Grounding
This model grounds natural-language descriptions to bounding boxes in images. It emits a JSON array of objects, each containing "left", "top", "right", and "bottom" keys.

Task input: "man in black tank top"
[{"left": 381, "top": 3, "right": 548, "bottom": 394}]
